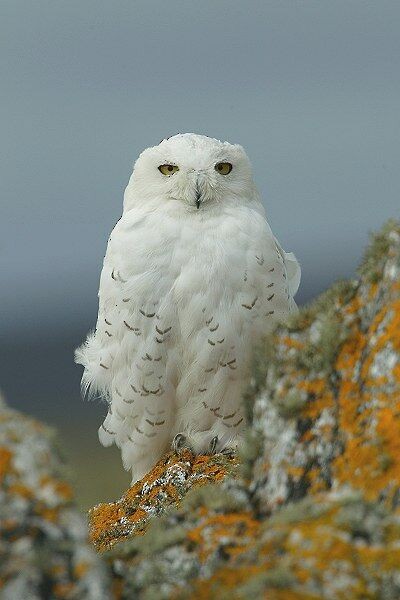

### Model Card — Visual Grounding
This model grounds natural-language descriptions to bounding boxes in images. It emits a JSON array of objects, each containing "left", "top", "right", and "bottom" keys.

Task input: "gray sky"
[
  {"left": 1, "top": 1, "right": 399, "bottom": 422},
  {"left": 1, "top": 0, "right": 400, "bottom": 341}
]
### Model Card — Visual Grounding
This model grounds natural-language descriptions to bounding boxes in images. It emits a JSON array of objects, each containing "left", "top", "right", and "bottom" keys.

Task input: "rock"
[
  {"left": 90, "top": 220, "right": 400, "bottom": 599},
  {"left": 0, "top": 396, "right": 110, "bottom": 599},
  {"left": 89, "top": 450, "right": 237, "bottom": 552}
]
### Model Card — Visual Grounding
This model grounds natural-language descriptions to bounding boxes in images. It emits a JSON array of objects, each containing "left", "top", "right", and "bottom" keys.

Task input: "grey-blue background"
[{"left": 1, "top": 0, "right": 399, "bottom": 506}]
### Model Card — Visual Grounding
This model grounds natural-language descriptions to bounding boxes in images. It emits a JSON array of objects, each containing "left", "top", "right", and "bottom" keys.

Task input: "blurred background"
[{"left": 1, "top": 1, "right": 399, "bottom": 509}]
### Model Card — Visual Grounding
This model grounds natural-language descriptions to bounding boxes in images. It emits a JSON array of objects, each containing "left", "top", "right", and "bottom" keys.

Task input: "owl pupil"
[
  {"left": 218, "top": 164, "right": 223, "bottom": 170},
  {"left": 168, "top": 165, "right": 173, "bottom": 172}
]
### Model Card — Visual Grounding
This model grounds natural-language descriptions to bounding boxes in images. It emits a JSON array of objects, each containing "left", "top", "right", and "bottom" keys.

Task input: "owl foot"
[
  {"left": 172, "top": 432, "right": 238, "bottom": 457},
  {"left": 208, "top": 435, "right": 219, "bottom": 455},
  {"left": 206, "top": 435, "right": 236, "bottom": 458},
  {"left": 220, "top": 446, "right": 236, "bottom": 458},
  {"left": 207, "top": 436, "right": 235, "bottom": 457},
  {"left": 172, "top": 433, "right": 193, "bottom": 455}
]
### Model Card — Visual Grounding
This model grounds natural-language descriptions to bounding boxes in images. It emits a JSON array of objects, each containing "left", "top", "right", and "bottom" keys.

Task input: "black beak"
[{"left": 195, "top": 188, "right": 201, "bottom": 209}]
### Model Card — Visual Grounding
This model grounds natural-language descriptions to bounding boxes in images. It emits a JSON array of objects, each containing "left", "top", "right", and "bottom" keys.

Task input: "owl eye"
[
  {"left": 158, "top": 164, "right": 179, "bottom": 176},
  {"left": 215, "top": 162, "right": 233, "bottom": 175}
]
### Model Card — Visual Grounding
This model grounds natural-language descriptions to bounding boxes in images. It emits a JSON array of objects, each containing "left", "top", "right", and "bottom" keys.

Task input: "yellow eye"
[
  {"left": 158, "top": 164, "right": 179, "bottom": 176},
  {"left": 215, "top": 162, "right": 232, "bottom": 175}
]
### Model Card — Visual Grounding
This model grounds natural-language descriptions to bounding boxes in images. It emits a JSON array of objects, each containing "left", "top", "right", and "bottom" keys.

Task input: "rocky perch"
[
  {"left": 89, "top": 220, "right": 400, "bottom": 599},
  {"left": 0, "top": 398, "right": 110, "bottom": 599}
]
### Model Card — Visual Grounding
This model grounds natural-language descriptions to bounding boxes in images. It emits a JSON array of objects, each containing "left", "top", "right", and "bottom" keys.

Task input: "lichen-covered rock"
[
  {"left": 90, "top": 220, "right": 400, "bottom": 600},
  {"left": 0, "top": 396, "right": 110, "bottom": 599},
  {"left": 89, "top": 450, "right": 237, "bottom": 552}
]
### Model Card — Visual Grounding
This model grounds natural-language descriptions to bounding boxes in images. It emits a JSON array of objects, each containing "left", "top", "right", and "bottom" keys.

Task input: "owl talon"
[
  {"left": 172, "top": 433, "right": 189, "bottom": 454},
  {"left": 209, "top": 435, "right": 219, "bottom": 455},
  {"left": 221, "top": 446, "right": 236, "bottom": 458}
]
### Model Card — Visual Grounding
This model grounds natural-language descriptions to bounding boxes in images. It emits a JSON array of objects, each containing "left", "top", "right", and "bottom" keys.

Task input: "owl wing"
[
  {"left": 76, "top": 216, "right": 178, "bottom": 481},
  {"left": 273, "top": 236, "right": 301, "bottom": 297},
  {"left": 75, "top": 227, "right": 122, "bottom": 399}
]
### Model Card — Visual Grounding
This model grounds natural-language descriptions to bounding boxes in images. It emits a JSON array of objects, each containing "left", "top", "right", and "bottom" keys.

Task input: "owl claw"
[
  {"left": 172, "top": 433, "right": 235, "bottom": 457},
  {"left": 208, "top": 435, "right": 219, "bottom": 455},
  {"left": 220, "top": 446, "right": 236, "bottom": 458},
  {"left": 172, "top": 433, "right": 193, "bottom": 454}
]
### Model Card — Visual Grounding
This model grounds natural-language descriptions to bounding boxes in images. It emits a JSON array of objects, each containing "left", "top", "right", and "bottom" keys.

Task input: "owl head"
[{"left": 123, "top": 133, "right": 259, "bottom": 213}]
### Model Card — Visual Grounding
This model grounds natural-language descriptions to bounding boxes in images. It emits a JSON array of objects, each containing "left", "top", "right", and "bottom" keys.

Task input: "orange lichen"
[
  {"left": 39, "top": 475, "right": 74, "bottom": 501},
  {"left": 281, "top": 336, "right": 304, "bottom": 350},
  {"left": 187, "top": 512, "right": 259, "bottom": 562},
  {"left": 332, "top": 285, "right": 400, "bottom": 501},
  {"left": 89, "top": 449, "right": 237, "bottom": 552},
  {"left": 54, "top": 481, "right": 74, "bottom": 500},
  {"left": 187, "top": 565, "right": 267, "bottom": 600},
  {"left": 52, "top": 582, "right": 75, "bottom": 598},
  {"left": 0, "top": 447, "right": 12, "bottom": 483},
  {"left": 8, "top": 483, "right": 34, "bottom": 499},
  {"left": 40, "top": 507, "right": 60, "bottom": 523},
  {"left": 73, "top": 561, "right": 90, "bottom": 579}
]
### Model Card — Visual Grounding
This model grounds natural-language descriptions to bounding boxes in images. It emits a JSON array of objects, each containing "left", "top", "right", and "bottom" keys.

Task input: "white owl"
[{"left": 75, "top": 133, "right": 300, "bottom": 482}]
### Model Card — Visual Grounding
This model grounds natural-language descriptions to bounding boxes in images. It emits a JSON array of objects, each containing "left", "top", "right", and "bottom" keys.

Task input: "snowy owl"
[{"left": 75, "top": 133, "right": 300, "bottom": 482}]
